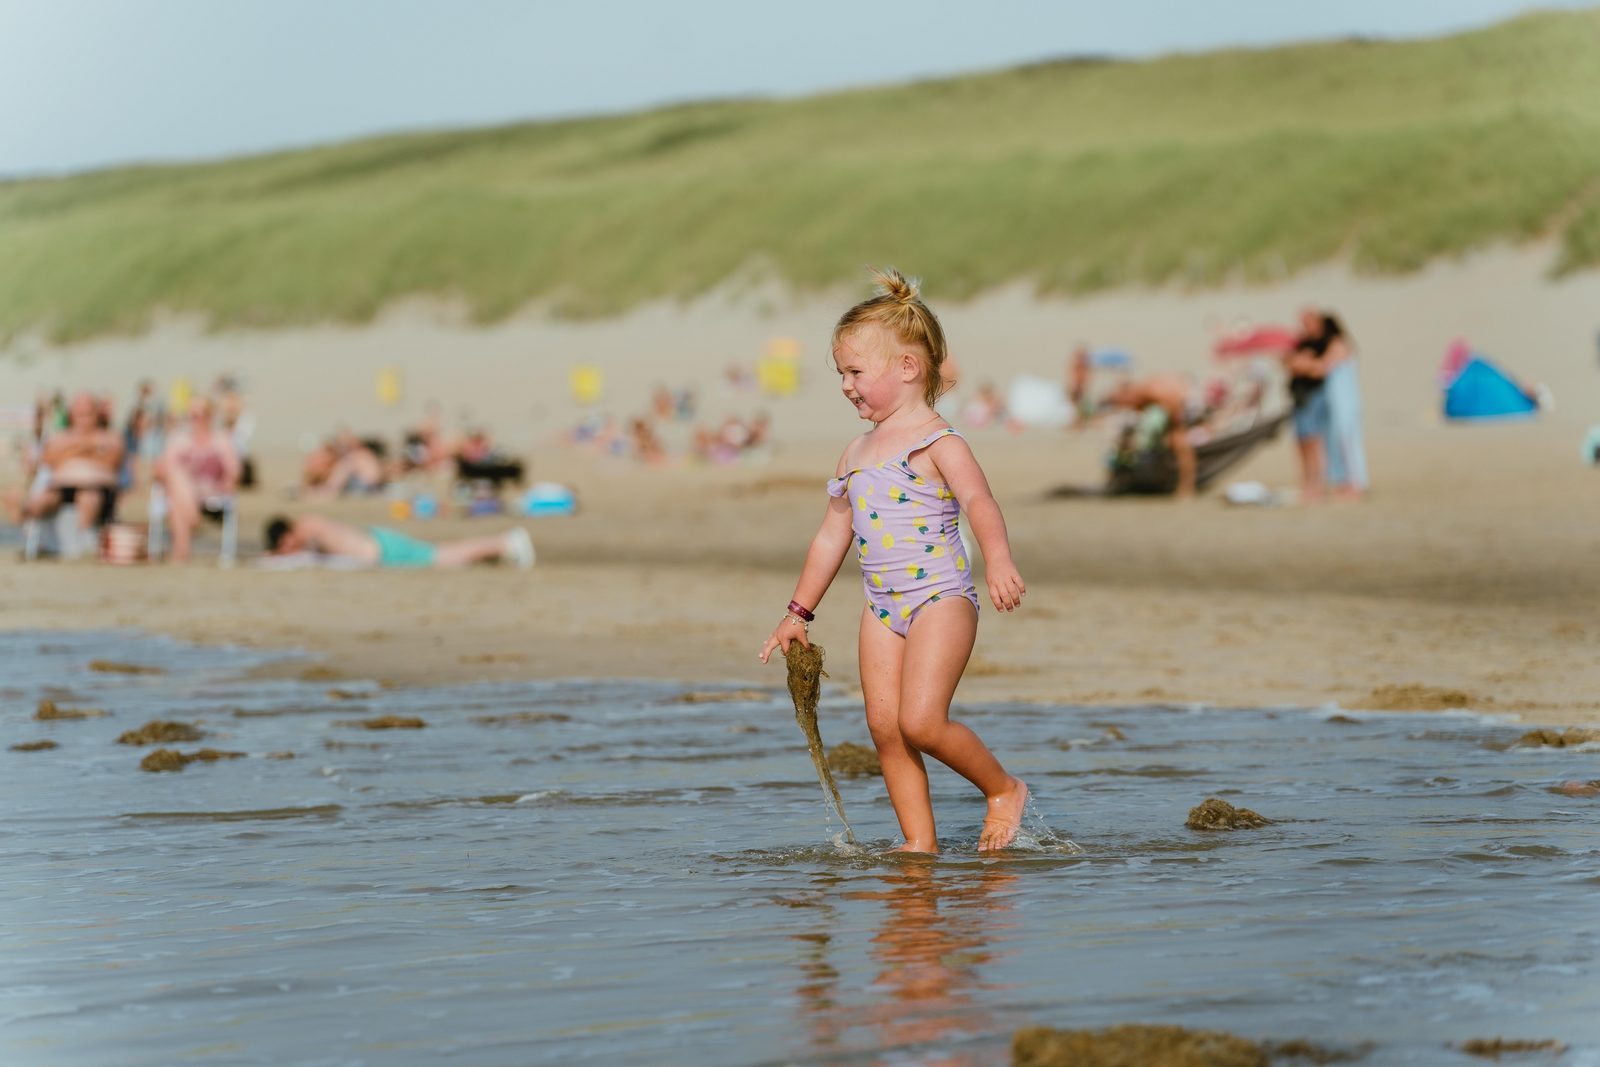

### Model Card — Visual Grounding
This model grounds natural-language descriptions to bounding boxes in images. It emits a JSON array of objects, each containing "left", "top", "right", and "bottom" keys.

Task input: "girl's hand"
[
  {"left": 987, "top": 561, "right": 1026, "bottom": 612},
  {"left": 758, "top": 615, "right": 810, "bottom": 664}
]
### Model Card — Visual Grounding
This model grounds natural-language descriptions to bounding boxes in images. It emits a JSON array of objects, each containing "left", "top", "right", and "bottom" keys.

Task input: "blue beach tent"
[{"left": 1442, "top": 356, "right": 1538, "bottom": 421}]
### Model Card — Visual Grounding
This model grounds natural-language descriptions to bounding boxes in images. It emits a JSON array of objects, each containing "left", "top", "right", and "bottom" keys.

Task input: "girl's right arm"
[{"left": 758, "top": 467, "right": 856, "bottom": 664}]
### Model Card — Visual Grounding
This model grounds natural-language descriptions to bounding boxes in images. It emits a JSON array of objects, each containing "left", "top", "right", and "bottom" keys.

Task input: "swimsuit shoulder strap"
[{"left": 905, "top": 426, "right": 961, "bottom": 455}]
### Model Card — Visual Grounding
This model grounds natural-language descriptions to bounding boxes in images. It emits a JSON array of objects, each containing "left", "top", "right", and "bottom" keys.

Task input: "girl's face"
[{"left": 833, "top": 326, "right": 917, "bottom": 422}]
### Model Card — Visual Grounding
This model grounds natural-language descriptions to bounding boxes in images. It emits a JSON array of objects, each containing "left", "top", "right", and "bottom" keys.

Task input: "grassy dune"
[{"left": 2, "top": 9, "right": 1598, "bottom": 342}]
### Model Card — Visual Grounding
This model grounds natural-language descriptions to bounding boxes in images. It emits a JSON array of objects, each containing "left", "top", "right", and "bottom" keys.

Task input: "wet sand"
[
  {"left": 2, "top": 421, "right": 1597, "bottom": 726},
  {"left": 2, "top": 245, "right": 1598, "bottom": 725}
]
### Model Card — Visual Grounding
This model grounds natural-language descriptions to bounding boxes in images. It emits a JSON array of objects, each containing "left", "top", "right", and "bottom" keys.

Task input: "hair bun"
[{"left": 871, "top": 267, "right": 920, "bottom": 305}]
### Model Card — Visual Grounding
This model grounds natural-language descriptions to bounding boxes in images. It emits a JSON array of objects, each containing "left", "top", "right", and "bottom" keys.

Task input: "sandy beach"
[{"left": 3, "top": 244, "right": 1598, "bottom": 726}]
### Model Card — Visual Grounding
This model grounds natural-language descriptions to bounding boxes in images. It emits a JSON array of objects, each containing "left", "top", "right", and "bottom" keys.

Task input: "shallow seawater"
[{"left": 2, "top": 631, "right": 1597, "bottom": 1067}]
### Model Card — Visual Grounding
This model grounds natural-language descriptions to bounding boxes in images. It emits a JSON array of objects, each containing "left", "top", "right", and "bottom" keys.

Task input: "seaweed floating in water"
[
  {"left": 1457, "top": 1037, "right": 1567, "bottom": 1059},
  {"left": 826, "top": 741, "right": 881, "bottom": 778},
  {"left": 1186, "top": 797, "right": 1271, "bottom": 831},
  {"left": 1516, "top": 727, "right": 1599, "bottom": 748},
  {"left": 1013, "top": 1023, "right": 1268, "bottom": 1067},
  {"left": 139, "top": 747, "right": 246, "bottom": 772},
  {"left": 88, "top": 660, "right": 164, "bottom": 675},
  {"left": 334, "top": 715, "right": 427, "bottom": 730},
  {"left": 35, "top": 699, "right": 107, "bottom": 720},
  {"left": 10, "top": 740, "right": 58, "bottom": 752},
  {"left": 784, "top": 643, "right": 856, "bottom": 845},
  {"left": 117, "top": 720, "right": 205, "bottom": 745}
]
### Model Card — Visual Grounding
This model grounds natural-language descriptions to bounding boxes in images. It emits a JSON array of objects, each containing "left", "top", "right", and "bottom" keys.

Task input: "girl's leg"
[
  {"left": 859, "top": 605, "right": 938, "bottom": 852},
  {"left": 898, "top": 598, "right": 1028, "bottom": 850}
]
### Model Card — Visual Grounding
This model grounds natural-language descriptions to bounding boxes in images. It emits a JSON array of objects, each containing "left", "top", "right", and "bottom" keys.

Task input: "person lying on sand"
[
  {"left": 1103, "top": 374, "right": 1201, "bottom": 497},
  {"left": 262, "top": 513, "right": 534, "bottom": 570}
]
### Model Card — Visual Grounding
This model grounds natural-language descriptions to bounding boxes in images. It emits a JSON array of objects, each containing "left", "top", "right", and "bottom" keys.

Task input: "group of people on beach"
[
  {"left": 565, "top": 386, "right": 775, "bottom": 467},
  {"left": 5, "top": 378, "right": 255, "bottom": 561}
]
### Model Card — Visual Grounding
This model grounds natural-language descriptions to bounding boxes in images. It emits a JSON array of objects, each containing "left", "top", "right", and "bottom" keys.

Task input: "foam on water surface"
[{"left": 2, "top": 630, "right": 1597, "bottom": 1066}]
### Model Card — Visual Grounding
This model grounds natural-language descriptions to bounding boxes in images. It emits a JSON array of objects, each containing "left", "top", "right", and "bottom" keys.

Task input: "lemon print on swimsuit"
[
  {"left": 857, "top": 536, "right": 869, "bottom": 558},
  {"left": 890, "top": 589, "right": 904, "bottom": 602},
  {"left": 907, "top": 564, "right": 927, "bottom": 580},
  {"left": 916, "top": 522, "right": 930, "bottom": 535},
  {"left": 956, "top": 555, "right": 967, "bottom": 571},
  {"left": 870, "top": 572, "right": 884, "bottom": 588},
  {"left": 879, "top": 533, "right": 894, "bottom": 549},
  {"left": 893, "top": 490, "right": 910, "bottom": 504},
  {"left": 925, "top": 545, "right": 946, "bottom": 558},
  {"left": 869, "top": 510, "right": 882, "bottom": 530},
  {"left": 900, "top": 606, "right": 912, "bottom": 620},
  {"left": 877, "top": 608, "right": 893, "bottom": 626}
]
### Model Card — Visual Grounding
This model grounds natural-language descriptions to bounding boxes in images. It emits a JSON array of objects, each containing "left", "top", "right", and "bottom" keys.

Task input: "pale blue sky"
[{"left": 1, "top": 0, "right": 1592, "bottom": 176}]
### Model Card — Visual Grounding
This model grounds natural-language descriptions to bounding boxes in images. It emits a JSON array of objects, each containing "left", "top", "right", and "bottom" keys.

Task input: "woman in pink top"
[
  {"left": 759, "top": 269, "right": 1029, "bottom": 853},
  {"left": 154, "top": 396, "right": 240, "bottom": 562}
]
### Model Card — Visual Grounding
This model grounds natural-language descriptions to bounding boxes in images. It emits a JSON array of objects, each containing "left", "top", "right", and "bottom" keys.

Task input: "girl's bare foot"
[
  {"left": 979, "top": 777, "right": 1028, "bottom": 851},
  {"left": 891, "top": 840, "right": 939, "bottom": 854}
]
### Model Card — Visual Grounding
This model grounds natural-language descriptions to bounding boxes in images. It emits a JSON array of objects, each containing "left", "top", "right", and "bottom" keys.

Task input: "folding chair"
[
  {"left": 20, "top": 467, "right": 103, "bottom": 561},
  {"left": 147, "top": 483, "right": 238, "bottom": 567}
]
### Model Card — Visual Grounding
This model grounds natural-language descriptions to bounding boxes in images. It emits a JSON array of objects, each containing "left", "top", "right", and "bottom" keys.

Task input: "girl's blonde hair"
[{"left": 832, "top": 267, "right": 949, "bottom": 408}]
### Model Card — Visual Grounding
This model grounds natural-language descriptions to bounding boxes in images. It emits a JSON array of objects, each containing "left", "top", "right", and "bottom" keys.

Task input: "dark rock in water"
[
  {"left": 1013, "top": 1023, "right": 1268, "bottom": 1067},
  {"left": 826, "top": 741, "right": 881, "bottom": 778},
  {"left": 265, "top": 751, "right": 296, "bottom": 760},
  {"left": 1517, "top": 727, "right": 1600, "bottom": 748},
  {"left": 88, "top": 660, "right": 164, "bottom": 675},
  {"left": 35, "top": 699, "right": 106, "bottom": 720},
  {"left": 117, "top": 720, "right": 205, "bottom": 745},
  {"left": 1325, "top": 714, "right": 1360, "bottom": 725},
  {"left": 336, "top": 715, "right": 426, "bottom": 730},
  {"left": 1457, "top": 1037, "right": 1566, "bottom": 1058},
  {"left": 1186, "top": 797, "right": 1271, "bottom": 831},
  {"left": 326, "top": 688, "right": 365, "bottom": 701},
  {"left": 10, "top": 740, "right": 59, "bottom": 752},
  {"left": 139, "top": 747, "right": 245, "bottom": 772},
  {"left": 1556, "top": 779, "right": 1599, "bottom": 797},
  {"left": 140, "top": 748, "right": 188, "bottom": 773}
]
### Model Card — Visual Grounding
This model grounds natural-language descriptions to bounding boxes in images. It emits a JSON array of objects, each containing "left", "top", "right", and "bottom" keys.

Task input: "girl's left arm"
[{"left": 931, "top": 436, "right": 1025, "bottom": 612}]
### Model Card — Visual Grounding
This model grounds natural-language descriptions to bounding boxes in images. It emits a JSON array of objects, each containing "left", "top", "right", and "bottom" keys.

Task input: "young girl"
[{"left": 759, "top": 269, "right": 1029, "bottom": 853}]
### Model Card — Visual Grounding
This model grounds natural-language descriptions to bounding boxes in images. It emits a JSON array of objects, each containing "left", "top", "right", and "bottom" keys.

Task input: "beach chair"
[
  {"left": 147, "top": 483, "right": 238, "bottom": 567},
  {"left": 21, "top": 466, "right": 108, "bottom": 561}
]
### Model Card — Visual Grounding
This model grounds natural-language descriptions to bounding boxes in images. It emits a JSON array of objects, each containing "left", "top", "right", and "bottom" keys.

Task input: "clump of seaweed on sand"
[
  {"left": 334, "top": 715, "right": 427, "bottom": 730},
  {"left": 88, "top": 660, "right": 164, "bottom": 675},
  {"left": 139, "top": 748, "right": 246, "bottom": 772},
  {"left": 1186, "top": 797, "right": 1271, "bottom": 831},
  {"left": 35, "top": 699, "right": 106, "bottom": 720},
  {"left": 117, "top": 721, "right": 205, "bottom": 745},
  {"left": 827, "top": 741, "right": 881, "bottom": 778},
  {"left": 784, "top": 643, "right": 856, "bottom": 845}
]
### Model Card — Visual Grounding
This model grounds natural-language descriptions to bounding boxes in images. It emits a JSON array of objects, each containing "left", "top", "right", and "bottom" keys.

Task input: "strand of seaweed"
[{"left": 784, "top": 643, "right": 857, "bottom": 846}]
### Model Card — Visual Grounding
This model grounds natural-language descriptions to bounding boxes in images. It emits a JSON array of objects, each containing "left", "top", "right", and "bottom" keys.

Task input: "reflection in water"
[{"left": 794, "top": 862, "right": 1020, "bottom": 1066}]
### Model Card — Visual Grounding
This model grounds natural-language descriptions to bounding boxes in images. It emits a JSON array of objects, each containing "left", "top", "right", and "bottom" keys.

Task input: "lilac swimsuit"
[{"left": 827, "top": 427, "right": 980, "bottom": 637}]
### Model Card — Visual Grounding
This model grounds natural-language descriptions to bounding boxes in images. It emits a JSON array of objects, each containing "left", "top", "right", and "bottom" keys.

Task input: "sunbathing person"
[
  {"left": 302, "top": 430, "right": 386, "bottom": 498},
  {"left": 153, "top": 396, "right": 241, "bottom": 561},
  {"left": 262, "top": 513, "right": 534, "bottom": 569},
  {"left": 1104, "top": 374, "right": 1201, "bottom": 497},
  {"left": 6, "top": 391, "right": 125, "bottom": 535}
]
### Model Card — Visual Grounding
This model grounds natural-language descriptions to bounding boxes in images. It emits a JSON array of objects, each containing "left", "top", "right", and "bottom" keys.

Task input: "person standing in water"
[{"left": 759, "top": 268, "right": 1029, "bottom": 853}]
